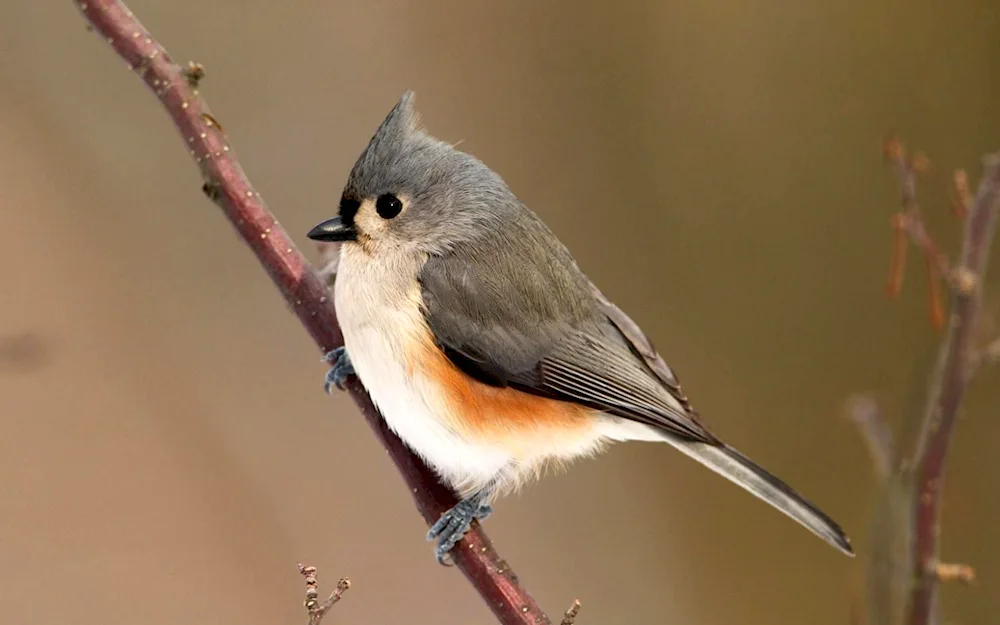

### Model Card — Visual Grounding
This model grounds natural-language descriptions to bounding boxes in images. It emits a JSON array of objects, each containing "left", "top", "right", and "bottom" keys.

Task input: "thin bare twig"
[
  {"left": 883, "top": 140, "right": 951, "bottom": 280},
  {"left": 882, "top": 137, "right": 953, "bottom": 329},
  {"left": 299, "top": 564, "right": 351, "bottom": 625},
  {"left": 845, "top": 395, "right": 896, "bottom": 480},
  {"left": 847, "top": 395, "right": 911, "bottom": 625},
  {"left": 906, "top": 150, "right": 1000, "bottom": 625},
  {"left": 867, "top": 139, "right": 1000, "bottom": 625},
  {"left": 559, "top": 600, "right": 582, "bottom": 625},
  {"left": 75, "top": 2, "right": 555, "bottom": 623},
  {"left": 932, "top": 562, "right": 976, "bottom": 585}
]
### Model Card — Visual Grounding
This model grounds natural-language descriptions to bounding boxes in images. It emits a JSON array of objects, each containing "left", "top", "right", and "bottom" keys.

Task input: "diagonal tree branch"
[{"left": 74, "top": 2, "right": 555, "bottom": 623}]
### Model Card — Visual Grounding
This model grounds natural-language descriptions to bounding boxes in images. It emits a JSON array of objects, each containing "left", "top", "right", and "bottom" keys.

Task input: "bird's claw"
[
  {"left": 427, "top": 497, "right": 493, "bottom": 565},
  {"left": 322, "top": 347, "right": 354, "bottom": 393}
]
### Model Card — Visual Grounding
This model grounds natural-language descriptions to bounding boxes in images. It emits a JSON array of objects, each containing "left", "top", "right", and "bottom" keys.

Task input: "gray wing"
[{"left": 417, "top": 229, "right": 719, "bottom": 444}]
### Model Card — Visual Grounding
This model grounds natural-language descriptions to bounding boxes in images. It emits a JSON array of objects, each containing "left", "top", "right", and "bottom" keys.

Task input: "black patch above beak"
[{"left": 307, "top": 216, "right": 357, "bottom": 242}]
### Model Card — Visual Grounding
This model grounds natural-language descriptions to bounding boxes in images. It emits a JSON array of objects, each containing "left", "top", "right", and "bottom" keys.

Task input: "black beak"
[{"left": 306, "top": 216, "right": 357, "bottom": 242}]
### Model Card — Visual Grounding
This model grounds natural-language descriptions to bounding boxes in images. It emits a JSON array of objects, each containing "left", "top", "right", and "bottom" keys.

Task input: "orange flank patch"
[{"left": 410, "top": 332, "right": 601, "bottom": 458}]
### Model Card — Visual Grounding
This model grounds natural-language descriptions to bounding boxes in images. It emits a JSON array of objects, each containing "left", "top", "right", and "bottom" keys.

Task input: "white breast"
[{"left": 334, "top": 244, "right": 512, "bottom": 497}]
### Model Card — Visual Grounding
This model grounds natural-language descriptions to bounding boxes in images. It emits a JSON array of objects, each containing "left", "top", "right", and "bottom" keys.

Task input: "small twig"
[
  {"left": 75, "top": 2, "right": 555, "bottom": 623},
  {"left": 845, "top": 395, "right": 896, "bottom": 480},
  {"left": 559, "top": 600, "right": 581, "bottom": 625},
  {"left": 906, "top": 151, "right": 1000, "bottom": 625},
  {"left": 298, "top": 564, "right": 351, "bottom": 625},
  {"left": 885, "top": 213, "right": 909, "bottom": 298},
  {"left": 875, "top": 139, "right": 1000, "bottom": 625},
  {"left": 924, "top": 251, "right": 946, "bottom": 330},
  {"left": 882, "top": 136, "right": 953, "bottom": 325},
  {"left": 932, "top": 562, "right": 976, "bottom": 585},
  {"left": 182, "top": 60, "right": 204, "bottom": 87},
  {"left": 951, "top": 170, "right": 971, "bottom": 219},
  {"left": 859, "top": 141, "right": 1000, "bottom": 625}
]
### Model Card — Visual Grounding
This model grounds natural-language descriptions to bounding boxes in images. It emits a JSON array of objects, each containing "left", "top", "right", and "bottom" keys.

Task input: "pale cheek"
[{"left": 354, "top": 204, "right": 386, "bottom": 237}]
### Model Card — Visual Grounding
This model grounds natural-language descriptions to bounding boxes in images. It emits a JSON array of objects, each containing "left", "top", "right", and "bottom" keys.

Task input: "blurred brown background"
[{"left": 1, "top": 1, "right": 998, "bottom": 624}]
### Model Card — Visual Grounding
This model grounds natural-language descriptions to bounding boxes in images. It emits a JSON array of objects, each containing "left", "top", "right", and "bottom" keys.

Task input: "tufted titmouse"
[{"left": 307, "top": 92, "right": 853, "bottom": 563}]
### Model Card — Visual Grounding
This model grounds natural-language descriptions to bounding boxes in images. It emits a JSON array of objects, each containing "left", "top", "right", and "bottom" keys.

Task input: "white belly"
[{"left": 334, "top": 246, "right": 511, "bottom": 497}]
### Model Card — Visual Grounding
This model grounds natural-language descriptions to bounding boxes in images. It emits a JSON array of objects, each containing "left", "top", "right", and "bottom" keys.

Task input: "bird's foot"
[
  {"left": 427, "top": 496, "right": 493, "bottom": 565},
  {"left": 322, "top": 347, "right": 354, "bottom": 393}
]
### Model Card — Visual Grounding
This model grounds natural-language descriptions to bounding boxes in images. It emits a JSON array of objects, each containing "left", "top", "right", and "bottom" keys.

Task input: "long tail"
[{"left": 660, "top": 433, "right": 854, "bottom": 556}]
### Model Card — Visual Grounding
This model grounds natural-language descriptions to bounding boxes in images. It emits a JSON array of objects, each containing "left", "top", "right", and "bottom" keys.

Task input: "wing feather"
[{"left": 418, "top": 230, "right": 718, "bottom": 445}]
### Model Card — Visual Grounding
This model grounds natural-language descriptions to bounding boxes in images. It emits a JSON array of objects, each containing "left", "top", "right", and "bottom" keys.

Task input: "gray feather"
[
  {"left": 417, "top": 210, "right": 720, "bottom": 443},
  {"left": 659, "top": 433, "right": 854, "bottom": 555}
]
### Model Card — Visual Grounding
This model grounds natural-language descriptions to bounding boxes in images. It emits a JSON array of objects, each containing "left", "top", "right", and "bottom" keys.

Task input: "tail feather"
[{"left": 661, "top": 433, "right": 854, "bottom": 556}]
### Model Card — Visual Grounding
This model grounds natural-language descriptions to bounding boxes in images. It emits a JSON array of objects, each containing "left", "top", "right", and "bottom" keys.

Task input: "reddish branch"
[
  {"left": 905, "top": 148, "right": 1000, "bottom": 625},
  {"left": 75, "top": 2, "right": 557, "bottom": 623},
  {"left": 860, "top": 139, "right": 1000, "bottom": 625}
]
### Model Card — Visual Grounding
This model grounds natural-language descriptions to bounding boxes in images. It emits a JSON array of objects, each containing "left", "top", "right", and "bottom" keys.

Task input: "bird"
[{"left": 307, "top": 91, "right": 853, "bottom": 564}]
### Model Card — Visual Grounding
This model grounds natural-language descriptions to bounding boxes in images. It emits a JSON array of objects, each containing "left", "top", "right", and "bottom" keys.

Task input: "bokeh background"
[{"left": 2, "top": 1, "right": 998, "bottom": 624}]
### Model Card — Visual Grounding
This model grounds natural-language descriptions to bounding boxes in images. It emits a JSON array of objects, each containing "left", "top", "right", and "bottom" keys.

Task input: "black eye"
[{"left": 375, "top": 194, "right": 403, "bottom": 219}]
